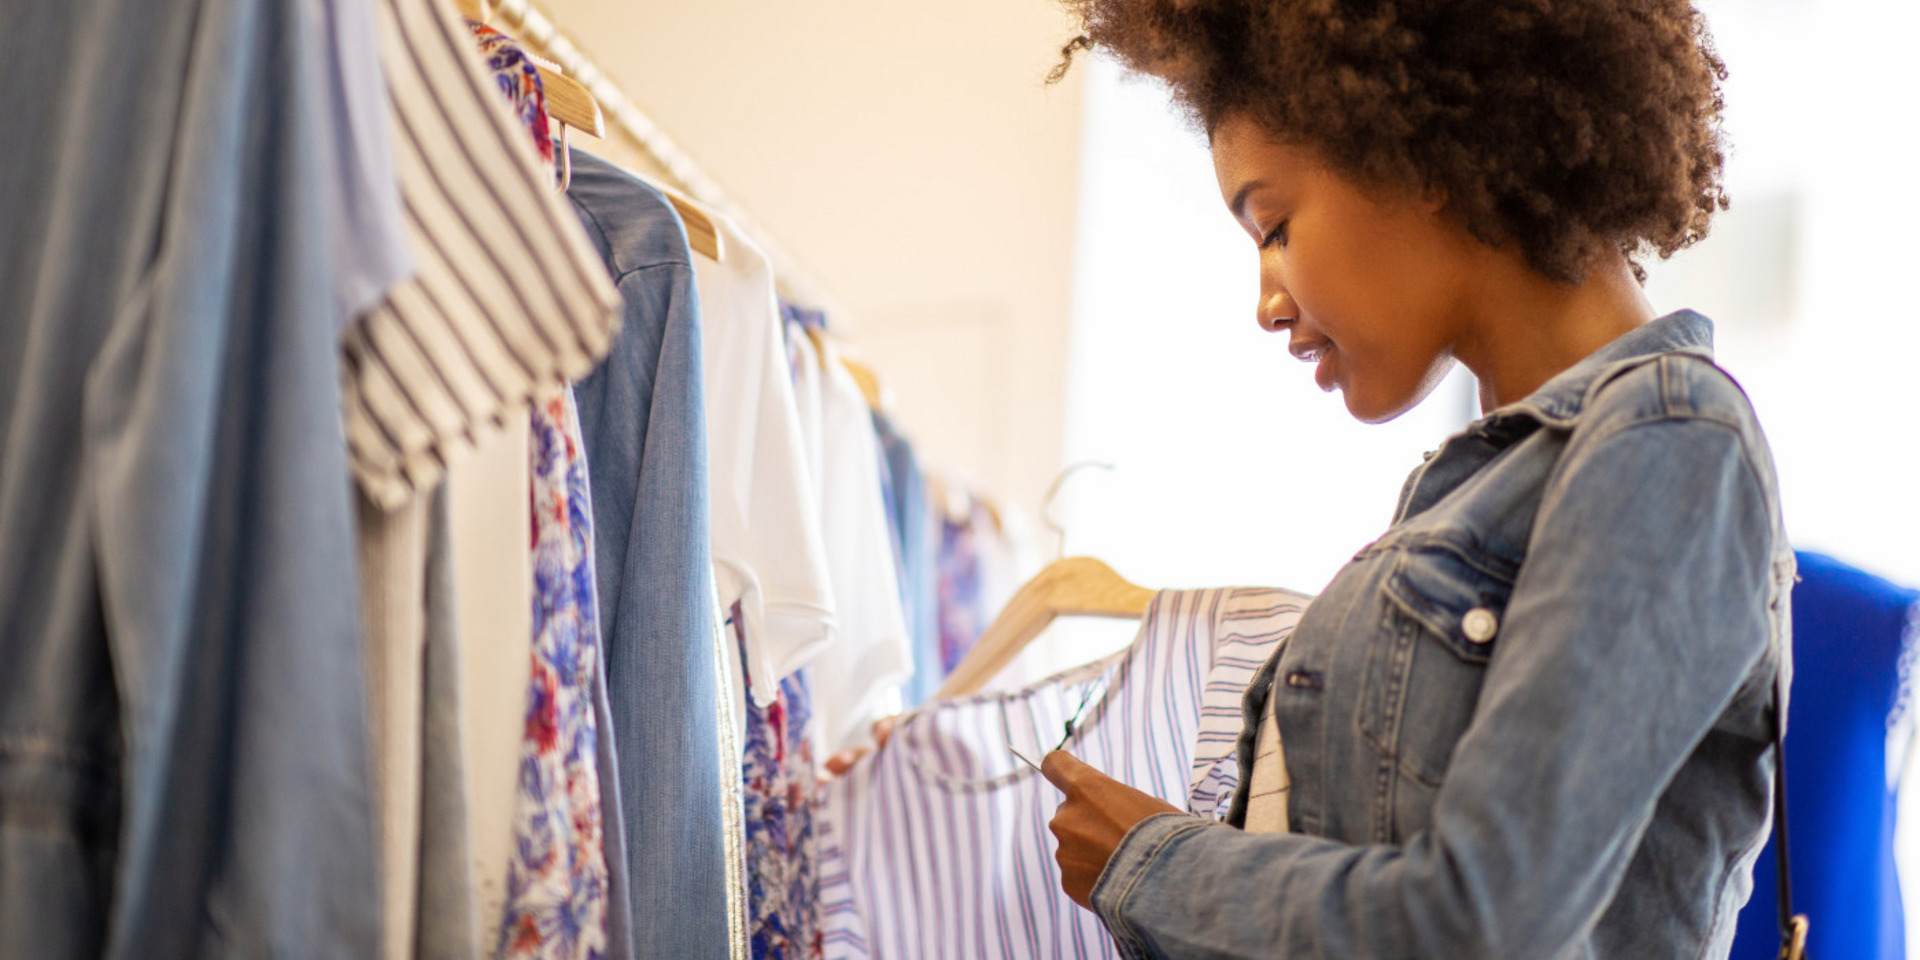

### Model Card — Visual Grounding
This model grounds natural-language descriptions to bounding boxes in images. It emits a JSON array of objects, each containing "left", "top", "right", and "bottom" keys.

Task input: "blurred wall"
[
  {"left": 535, "top": 0, "right": 1090, "bottom": 518},
  {"left": 1642, "top": 0, "right": 1920, "bottom": 589}
]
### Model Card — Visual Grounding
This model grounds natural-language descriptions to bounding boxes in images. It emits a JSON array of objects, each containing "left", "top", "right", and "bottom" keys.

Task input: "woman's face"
[{"left": 1210, "top": 115, "right": 1476, "bottom": 423}]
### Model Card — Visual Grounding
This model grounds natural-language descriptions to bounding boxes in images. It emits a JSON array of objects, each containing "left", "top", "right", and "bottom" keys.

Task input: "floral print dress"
[
  {"left": 498, "top": 388, "right": 611, "bottom": 960},
  {"left": 465, "top": 20, "right": 610, "bottom": 960},
  {"left": 470, "top": 21, "right": 555, "bottom": 167},
  {"left": 734, "top": 602, "right": 822, "bottom": 960}
]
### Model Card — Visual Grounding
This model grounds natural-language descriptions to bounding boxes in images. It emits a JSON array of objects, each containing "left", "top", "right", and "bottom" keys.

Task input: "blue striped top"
[{"left": 817, "top": 587, "right": 1310, "bottom": 958}]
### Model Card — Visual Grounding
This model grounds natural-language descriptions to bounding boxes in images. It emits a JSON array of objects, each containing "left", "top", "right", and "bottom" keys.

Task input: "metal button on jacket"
[{"left": 1462, "top": 607, "right": 1499, "bottom": 643}]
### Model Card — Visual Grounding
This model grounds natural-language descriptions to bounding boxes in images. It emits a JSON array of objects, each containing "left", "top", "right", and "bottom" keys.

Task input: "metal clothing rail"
[{"left": 490, "top": 0, "right": 847, "bottom": 319}]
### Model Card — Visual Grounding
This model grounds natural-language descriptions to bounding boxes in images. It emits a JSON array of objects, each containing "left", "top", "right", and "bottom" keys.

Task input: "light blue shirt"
[
  {"left": 567, "top": 148, "right": 730, "bottom": 960},
  {"left": 0, "top": 0, "right": 397, "bottom": 955}
]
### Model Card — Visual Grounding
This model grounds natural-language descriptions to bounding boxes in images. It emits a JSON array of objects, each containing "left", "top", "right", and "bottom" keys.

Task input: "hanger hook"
[{"left": 1041, "top": 460, "right": 1114, "bottom": 560}]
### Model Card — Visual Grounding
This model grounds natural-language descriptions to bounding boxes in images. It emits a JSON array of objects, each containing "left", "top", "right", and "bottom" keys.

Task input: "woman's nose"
[{"left": 1256, "top": 289, "right": 1297, "bottom": 333}]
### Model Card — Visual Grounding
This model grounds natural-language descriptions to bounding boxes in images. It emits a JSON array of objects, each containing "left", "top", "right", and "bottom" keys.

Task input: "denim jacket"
[{"left": 1092, "top": 312, "right": 1795, "bottom": 959}]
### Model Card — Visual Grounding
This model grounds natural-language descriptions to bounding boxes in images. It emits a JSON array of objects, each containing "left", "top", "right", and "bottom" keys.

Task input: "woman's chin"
[
  {"left": 1342, "top": 385, "right": 1421, "bottom": 425},
  {"left": 1341, "top": 362, "right": 1457, "bottom": 424}
]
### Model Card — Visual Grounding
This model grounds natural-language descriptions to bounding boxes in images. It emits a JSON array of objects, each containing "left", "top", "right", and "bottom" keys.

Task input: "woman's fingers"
[
  {"left": 871, "top": 714, "right": 900, "bottom": 749},
  {"left": 820, "top": 715, "right": 904, "bottom": 781},
  {"left": 1042, "top": 751, "right": 1187, "bottom": 909},
  {"left": 822, "top": 747, "right": 869, "bottom": 777}
]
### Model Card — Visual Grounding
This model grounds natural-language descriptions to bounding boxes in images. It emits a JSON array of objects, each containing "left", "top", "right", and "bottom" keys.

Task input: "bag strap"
[{"left": 1772, "top": 673, "right": 1810, "bottom": 960}]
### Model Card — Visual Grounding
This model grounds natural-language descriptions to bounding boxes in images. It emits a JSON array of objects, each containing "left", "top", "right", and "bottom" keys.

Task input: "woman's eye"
[{"left": 1261, "top": 221, "right": 1289, "bottom": 249}]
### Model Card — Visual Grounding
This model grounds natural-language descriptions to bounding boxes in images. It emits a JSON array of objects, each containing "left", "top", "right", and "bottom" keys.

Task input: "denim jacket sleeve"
[{"left": 1091, "top": 371, "right": 1782, "bottom": 958}]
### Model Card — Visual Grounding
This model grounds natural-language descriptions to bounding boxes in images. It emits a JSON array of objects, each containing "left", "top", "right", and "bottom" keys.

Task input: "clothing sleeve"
[
  {"left": 1092, "top": 415, "right": 1779, "bottom": 959},
  {"left": 805, "top": 345, "right": 915, "bottom": 754},
  {"left": 695, "top": 223, "right": 836, "bottom": 705}
]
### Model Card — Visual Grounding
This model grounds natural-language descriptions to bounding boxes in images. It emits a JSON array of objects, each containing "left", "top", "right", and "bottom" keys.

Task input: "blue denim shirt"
[
  {"left": 2, "top": 0, "right": 390, "bottom": 955},
  {"left": 1092, "top": 311, "right": 1795, "bottom": 959},
  {"left": 568, "top": 149, "right": 731, "bottom": 960}
]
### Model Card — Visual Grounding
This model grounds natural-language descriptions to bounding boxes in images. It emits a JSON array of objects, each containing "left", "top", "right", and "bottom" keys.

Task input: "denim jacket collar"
[{"left": 1481, "top": 309, "right": 1716, "bottom": 432}]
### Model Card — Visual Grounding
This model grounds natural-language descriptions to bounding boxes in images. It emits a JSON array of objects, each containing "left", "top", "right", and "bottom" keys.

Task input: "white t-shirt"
[
  {"left": 692, "top": 216, "right": 837, "bottom": 708},
  {"left": 789, "top": 328, "right": 915, "bottom": 754}
]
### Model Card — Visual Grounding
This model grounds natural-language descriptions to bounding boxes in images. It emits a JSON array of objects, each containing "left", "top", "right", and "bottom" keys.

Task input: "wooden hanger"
[
  {"left": 799, "top": 328, "right": 883, "bottom": 408},
  {"left": 933, "top": 556, "right": 1154, "bottom": 699},
  {"left": 974, "top": 490, "right": 1006, "bottom": 535},
  {"left": 446, "top": 0, "right": 721, "bottom": 260},
  {"left": 638, "top": 177, "right": 725, "bottom": 262},
  {"left": 791, "top": 323, "right": 889, "bottom": 411},
  {"left": 523, "top": 55, "right": 605, "bottom": 138},
  {"left": 450, "top": 0, "right": 603, "bottom": 136},
  {"left": 840, "top": 356, "right": 886, "bottom": 411}
]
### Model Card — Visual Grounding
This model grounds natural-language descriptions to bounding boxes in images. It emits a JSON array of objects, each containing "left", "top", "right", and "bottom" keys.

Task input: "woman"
[{"left": 1038, "top": 1, "right": 1796, "bottom": 957}]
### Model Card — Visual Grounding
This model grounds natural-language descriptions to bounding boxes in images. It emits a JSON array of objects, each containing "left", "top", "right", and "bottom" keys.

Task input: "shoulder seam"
[
  {"left": 565, "top": 193, "right": 619, "bottom": 272},
  {"left": 1575, "top": 415, "right": 1775, "bottom": 524},
  {"left": 611, "top": 258, "right": 691, "bottom": 288},
  {"left": 1655, "top": 352, "right": 1754, "bottom": 422},
  {"left": 566, "top": 193, "right": 693, "bottom": 280}
]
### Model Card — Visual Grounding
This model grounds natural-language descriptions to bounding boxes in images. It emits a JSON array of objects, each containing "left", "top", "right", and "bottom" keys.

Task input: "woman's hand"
[
  {"left": 821, "top": 715, "right": 902, "bottom": 779},
  {"left": 1041, "top": 750, "right": 1183, "bottom": 908}
]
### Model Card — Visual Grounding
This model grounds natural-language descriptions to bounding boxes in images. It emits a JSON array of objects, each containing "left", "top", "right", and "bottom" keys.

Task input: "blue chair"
[{"left": 1731, "top": 551, "right": 1919, "bottom": 960}]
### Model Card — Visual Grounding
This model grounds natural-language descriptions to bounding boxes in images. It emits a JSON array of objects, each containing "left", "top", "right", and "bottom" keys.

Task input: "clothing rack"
[{"left": 489, "top": 0, "right": 848, "bottom": 322}]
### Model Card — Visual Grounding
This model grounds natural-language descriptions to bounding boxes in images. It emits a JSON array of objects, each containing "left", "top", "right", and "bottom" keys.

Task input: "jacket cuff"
[{"left": 1090, "top": 813, "right": 1213, "bottom": 958}]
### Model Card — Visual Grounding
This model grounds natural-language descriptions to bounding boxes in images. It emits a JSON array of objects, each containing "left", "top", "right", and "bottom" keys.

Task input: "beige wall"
[{"left": 537, "top": 0, "right": 1090, "bottom": 518}]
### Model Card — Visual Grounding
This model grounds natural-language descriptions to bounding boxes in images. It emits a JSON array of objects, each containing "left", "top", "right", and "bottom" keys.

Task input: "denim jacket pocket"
[{"left": 1359, "top": 539, "right": 1516, "bottom": 813}]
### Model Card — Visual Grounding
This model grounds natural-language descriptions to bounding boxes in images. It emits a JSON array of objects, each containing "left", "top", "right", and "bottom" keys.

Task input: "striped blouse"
[
  {"left": 816, "top": 587, "right": 1309, "bottom": 959},
  {"left": 346, "top": 0, "right": 621, "bottom": 509}
]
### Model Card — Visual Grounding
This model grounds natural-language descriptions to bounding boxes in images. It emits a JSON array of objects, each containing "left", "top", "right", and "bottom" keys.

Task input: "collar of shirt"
[
  {"left": 1394, "top": 309, "right": 1717, "bottom": 526},
  {"left": 1484, "top": 309, "right": 1716, "bottom": 431}
]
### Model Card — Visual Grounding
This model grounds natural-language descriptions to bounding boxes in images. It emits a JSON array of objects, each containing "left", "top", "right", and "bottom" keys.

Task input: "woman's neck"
[{"left": 1455, "top": 253, "right": 1657, "bottom": 413}]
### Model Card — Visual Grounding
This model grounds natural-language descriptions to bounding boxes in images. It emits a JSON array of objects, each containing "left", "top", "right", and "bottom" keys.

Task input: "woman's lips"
[{"left": 1289, "top": 338, "right": 1337, "bottom": 392}]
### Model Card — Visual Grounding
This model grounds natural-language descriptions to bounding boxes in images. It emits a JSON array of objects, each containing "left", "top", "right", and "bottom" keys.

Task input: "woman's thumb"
[{"left": 1040, "top": 750, "right": 1083, "bottom": 792}]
